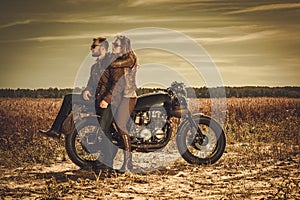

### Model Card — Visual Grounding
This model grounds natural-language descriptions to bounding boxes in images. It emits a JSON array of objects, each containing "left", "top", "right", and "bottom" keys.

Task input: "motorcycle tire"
[
  {"left": 65, "top": 116, "right": 102, "bottom": 169},
  {"left": 176, "top": 114, "right": 226, "bottom": 165}
]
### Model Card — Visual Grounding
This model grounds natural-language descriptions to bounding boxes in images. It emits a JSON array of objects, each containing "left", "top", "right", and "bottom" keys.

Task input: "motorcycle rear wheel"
[{"left": 176, "top": 115, "right": 226, "bottom": 165}]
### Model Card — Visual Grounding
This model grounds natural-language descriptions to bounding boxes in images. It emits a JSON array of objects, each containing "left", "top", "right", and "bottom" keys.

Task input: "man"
[{"left": 39, "top": 36, "right": 111, "bottom": 139}]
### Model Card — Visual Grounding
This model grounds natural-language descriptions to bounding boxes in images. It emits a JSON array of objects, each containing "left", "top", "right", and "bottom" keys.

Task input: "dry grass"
[
  {"left": 0, "top": 98, "right": 66, "bottom": 168},
  {"left": 0, "top": 97, "right": 299, "bottom": 199}
]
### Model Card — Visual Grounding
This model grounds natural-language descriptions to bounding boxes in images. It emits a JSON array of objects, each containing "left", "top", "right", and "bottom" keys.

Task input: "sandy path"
[{"left": 1, "top": 144, "right": 299, "bottom": 199}]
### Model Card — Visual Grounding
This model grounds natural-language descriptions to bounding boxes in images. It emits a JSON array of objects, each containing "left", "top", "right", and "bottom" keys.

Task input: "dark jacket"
[
  {"left": 96, "top": 51, "right": 138, "bottom": 107},
  {"left": 83, "top": 53, "right": 112, "bottom": 96}
]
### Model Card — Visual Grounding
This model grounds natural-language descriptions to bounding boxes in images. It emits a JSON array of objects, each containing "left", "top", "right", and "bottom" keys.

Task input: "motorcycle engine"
[{"left": 130, "top": 110, "right": 168, "bottom": 143}]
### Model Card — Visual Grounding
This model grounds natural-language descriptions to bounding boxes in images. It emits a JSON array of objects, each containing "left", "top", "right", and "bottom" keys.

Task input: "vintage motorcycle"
[{"left": 64, "top": 82, "right": 226, "bottom": 169}]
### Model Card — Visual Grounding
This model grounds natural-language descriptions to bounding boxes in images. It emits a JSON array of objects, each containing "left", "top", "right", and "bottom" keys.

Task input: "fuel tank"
[{"left": 134, "top": 92, "right": 171, "bottom": 111}]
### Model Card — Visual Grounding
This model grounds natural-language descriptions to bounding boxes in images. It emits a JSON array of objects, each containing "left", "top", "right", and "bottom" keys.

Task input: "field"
[{"left": 0, "top": 97, "right": 299, "bottom": 199}]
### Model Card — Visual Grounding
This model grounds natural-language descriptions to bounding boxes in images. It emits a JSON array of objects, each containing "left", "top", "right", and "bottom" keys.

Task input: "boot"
[
  {"left": 120, "top": 134, "right": 133, "bottom": 172},
  {"left": 38, "top": 129, "right": 61, "bottom": 139}
]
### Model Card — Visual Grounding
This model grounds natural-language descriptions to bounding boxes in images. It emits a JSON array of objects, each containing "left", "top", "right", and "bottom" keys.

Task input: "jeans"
[
  {"left": 51, "top": 94, "right": 95, "bottom": 132},
  {"left": 99, "top": 97, "right": 137, "bottom": 168},
  {"left": 99, "top": 105, "right": 118, "bottom": 167}
]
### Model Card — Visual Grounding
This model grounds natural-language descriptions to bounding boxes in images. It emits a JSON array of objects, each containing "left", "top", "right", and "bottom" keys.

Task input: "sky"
[{"left": 0, "top": 0, "right": 299, "bottom": 89}]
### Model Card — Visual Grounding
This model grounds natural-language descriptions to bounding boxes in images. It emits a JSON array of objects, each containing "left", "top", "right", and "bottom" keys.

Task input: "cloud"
[
  {"left": 61, "top": 0, "right": 104, "bottom": 4},
  {"left": 127, "top": 0, "right": 213, "bottom": 7},
  {"left": 197, "top": 30, "right": 278, "bottom": 44},
  {"left": 19, "top": 33, "right": 112, "bottom": 42},
  {"left": 180, "top": 24, "right": 275, "bottom": 35},
  {"left": 127, "top": 0, "right": 177, "bottom": 7},
  {"left": 0, "top": 19, "right": 35, "bottom": 29},
  {"left": 227, "top": 3, "right": 300, "bottom": 14},
  {"left": 0, "top": 17, "right": 105, "bottom": 29},
  {"left": 0, "top": 18, "right": 91, "bottom": 29},
  {"left": 99, "top": 15, "right": 199, "bottom": 23},
  {"left": 0, "top": 14, "right": 199, "bottom": 30}
]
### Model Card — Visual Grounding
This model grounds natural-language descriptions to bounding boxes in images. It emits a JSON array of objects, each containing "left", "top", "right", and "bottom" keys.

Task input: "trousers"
[
  {"left": 99, "top": 97, "right": 137, "bottom": 168},
  {"left": 51, "top": 94, "right": 95, "bottom": 132}
]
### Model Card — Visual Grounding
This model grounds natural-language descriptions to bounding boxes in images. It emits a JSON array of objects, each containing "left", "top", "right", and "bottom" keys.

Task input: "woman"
[{"left": 96, "top": 35, "right": 138, "bottom": 172}]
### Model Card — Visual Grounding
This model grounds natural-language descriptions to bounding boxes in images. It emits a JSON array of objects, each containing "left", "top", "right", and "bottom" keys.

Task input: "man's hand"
[
  {"left": 99, "top": 100, "right": 108, "bottom": 108},
  {"left": 82, "top": 90, "right": 92, "bottom": 101}
]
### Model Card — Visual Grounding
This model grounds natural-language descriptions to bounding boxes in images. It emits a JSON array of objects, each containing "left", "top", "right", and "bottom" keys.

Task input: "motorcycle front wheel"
[
  {"left": 176, "top": 114, "right": 226, "bottom": 165},
  {"left": 65, "top": 116, "right": 103, "bottom": 169}
]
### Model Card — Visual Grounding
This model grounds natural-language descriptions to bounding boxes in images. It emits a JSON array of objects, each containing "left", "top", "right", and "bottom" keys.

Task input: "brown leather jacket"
[{"left": 96, "top": 51, "right": 138, "bottom": 107}]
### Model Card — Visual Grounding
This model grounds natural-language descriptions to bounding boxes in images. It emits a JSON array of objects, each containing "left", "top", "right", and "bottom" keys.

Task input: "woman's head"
[{"left": 112, "top": 35, "right": 132, "bottom": 56}]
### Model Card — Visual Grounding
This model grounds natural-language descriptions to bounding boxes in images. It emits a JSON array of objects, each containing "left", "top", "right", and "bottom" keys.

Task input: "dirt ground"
[{"left": 1, "top": 143, "right": 299, "bottom": 200}]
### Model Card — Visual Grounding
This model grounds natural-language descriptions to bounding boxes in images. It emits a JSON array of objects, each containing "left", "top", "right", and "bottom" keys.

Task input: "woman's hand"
[{"left": 99, "top": 100, "right": 108, "bottom": 108}]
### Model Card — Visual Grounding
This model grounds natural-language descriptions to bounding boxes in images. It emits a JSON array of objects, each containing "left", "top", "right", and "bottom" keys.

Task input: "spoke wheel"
[
  {"left": 65, "top": 117, "right": 103, "bottom": 169},
  {"left": 177, "top": 115, "right": 226, "bottom": 165}
]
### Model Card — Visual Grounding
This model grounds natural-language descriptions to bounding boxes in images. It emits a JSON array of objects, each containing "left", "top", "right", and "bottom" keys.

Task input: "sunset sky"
[{"left": 0, "top": 0, "right": 299, "bottom": 89}]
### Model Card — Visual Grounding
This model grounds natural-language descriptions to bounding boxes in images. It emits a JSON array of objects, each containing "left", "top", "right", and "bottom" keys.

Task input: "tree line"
[{"left": 0, "top": 86, "right": 299, "bottom": 98}]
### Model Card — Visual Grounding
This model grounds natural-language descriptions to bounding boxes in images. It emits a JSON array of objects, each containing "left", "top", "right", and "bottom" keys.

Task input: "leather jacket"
[
  {"left": 96, "top": 51, "right": 138, "bottom": 107},
  {"left": 83, "top": 53, "right": 112, "bottom": 96}
]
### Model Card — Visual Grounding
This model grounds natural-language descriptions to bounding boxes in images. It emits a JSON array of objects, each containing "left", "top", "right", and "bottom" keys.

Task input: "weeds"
[{"left": 0, "top": 97, "right": 299, "bottom": 199}]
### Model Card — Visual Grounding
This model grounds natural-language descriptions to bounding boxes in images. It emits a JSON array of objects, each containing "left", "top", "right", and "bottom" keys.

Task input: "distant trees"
[
  {"left": 0, "top": 86, "right": 299, "bottom": 98},
  {"left": 138, "top": 87, "right": 300, "bottom": 98},
  {"left": 0, "top": 88, "right": 73, "bottom": 98}
]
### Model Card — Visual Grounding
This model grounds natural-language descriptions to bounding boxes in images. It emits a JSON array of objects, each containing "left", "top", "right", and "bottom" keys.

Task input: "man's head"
[{"left": 91, "top": 36, "right": 109, "bottom": 57}]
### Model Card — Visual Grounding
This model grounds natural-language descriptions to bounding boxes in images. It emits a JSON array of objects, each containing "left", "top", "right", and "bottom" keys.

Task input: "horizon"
[{"left": 1, "top": 85, "right": 299, "bottom": 90}]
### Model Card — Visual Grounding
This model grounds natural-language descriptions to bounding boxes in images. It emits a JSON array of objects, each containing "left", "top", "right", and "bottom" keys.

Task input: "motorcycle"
[{"left": 64, "top": 81, "right": 226, "bottom": 169}]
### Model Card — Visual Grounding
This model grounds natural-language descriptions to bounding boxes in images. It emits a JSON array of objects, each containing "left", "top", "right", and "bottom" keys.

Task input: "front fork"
[{"left": 187, "top": 111, "right": 206, "bottom": 146}]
